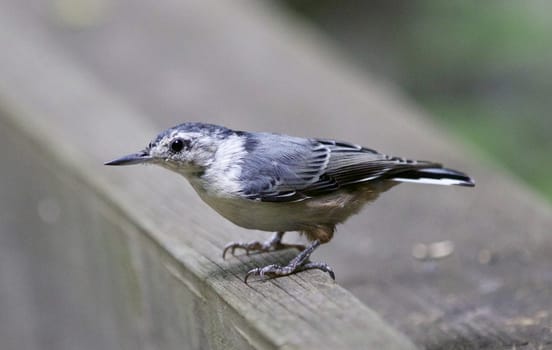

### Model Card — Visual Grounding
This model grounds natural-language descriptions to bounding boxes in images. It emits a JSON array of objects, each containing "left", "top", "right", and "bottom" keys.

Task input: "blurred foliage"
[{"left": 281, "top": 0, "right": 552, "bottom": 200}]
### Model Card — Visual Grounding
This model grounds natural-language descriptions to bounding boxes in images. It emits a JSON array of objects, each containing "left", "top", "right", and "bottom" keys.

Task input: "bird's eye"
[{"left": 170, "top": 139, "right": 188, "bottom": 153}]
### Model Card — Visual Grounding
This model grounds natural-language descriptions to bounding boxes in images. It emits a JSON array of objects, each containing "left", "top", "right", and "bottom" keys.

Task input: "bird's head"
[{"left": 105, "top": 122, "right": 232, "bottom": 176}]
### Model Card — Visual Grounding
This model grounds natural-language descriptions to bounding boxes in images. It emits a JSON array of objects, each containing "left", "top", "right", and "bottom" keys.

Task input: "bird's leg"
[
  {"left": 222, "top": 231, "right": 306, "bottom": 259},
  {"left": 244, "top": 240, "right": 335, "bottom": 283}
]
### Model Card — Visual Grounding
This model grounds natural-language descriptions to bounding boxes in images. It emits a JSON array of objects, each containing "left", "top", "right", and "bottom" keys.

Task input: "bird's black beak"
[{"left": 104, "top": 150, "right": 152, "bottom": 166}]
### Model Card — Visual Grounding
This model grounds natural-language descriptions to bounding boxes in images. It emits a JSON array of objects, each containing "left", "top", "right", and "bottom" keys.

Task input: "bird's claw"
[
  {"left": 244, "top": 262, "right": 335, "bottom": 283},
  {"left": 244, "top": 266, "right": 266, "bottom": 283},
  {"left": 302, "top": 262, "right": 336, "bottom": 280},
  {"left": 222, "top": 241, "right": 264, "bottom": 259},
  {"left": 224, "top": 238, "right": 334, "bottom": 283},
  {"left": 222, "top": 239, "right": 305, "bottom": 259},
  {"left": 244, "top": 264, "right": 284, "bottom": 283}
]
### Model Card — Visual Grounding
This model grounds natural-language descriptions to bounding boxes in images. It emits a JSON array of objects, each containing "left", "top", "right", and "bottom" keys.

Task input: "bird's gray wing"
[
  {"left": 238, "top": 134, "right": 439, "bottom": 202},
  {"left": 237, "top": 133, "right": 331, "bottom": 202}
]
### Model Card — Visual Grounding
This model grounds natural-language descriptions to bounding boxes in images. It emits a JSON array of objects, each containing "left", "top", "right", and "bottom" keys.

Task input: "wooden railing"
[{"left": 1, "top": 1, "right": 551, "bottom": 349}]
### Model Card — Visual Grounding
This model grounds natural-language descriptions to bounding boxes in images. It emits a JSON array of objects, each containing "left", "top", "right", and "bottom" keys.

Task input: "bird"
[{"left": 105, "top": 122, "right": 474, "bottom": 282}]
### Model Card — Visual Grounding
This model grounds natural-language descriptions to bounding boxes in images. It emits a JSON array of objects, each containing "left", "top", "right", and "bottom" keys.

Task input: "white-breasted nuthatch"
[{"left": 106, "top": 122, "right": 474, "bottom": 282}]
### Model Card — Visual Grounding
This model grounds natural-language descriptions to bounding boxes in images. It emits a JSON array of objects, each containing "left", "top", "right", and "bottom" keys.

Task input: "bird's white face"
[
  {"left": 105, "top": 124, "right": 227, "bottom": 178},
  {"left": 147, "top": 130, "right": 220, "bottom": 175}
]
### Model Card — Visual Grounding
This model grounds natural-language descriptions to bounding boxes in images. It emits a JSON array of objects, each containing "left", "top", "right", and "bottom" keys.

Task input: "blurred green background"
[{"left": 281, "top": 0, "right": 552, "bottom": 201}]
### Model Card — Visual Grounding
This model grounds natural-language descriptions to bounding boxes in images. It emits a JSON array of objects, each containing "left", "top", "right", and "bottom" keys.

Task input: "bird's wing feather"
[
  {"left": 237, "top": 134, "right": 330, "bottom": 201},
  {"left": 238, "top": 134, "right": 439, "bottom": 202}
]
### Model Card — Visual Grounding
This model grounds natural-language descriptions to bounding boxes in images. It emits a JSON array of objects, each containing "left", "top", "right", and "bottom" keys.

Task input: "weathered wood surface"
[{"left": 0, "top": 0, "right": 551, "bottom": 349}]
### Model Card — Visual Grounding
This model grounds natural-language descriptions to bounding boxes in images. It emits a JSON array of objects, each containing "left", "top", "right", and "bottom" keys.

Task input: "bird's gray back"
[
  {"left": 237, "top": 132, "right": 327, "bottom": 199},
  {"left": 235, "top": 132, "right": 419, "bottom": 202}
]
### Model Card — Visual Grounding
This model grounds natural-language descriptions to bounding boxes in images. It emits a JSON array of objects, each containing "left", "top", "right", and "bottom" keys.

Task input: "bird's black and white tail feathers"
[{"left": 390, "top": 167, "right": 475, "bottom": 187}]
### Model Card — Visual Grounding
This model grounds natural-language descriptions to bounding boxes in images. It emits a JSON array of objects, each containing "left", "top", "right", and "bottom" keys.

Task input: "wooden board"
[{"left": 0, "top": 0, "right": 551, "bottom": 348}]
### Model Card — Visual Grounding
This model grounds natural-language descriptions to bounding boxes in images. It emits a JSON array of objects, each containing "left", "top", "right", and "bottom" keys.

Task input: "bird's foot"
[
  {"left": 244, "top": 262, "right": 335, "bottom": 283},
  {"left": 222, "top": 232, "right": 305, "bottom": 259},
  {"left": 244, "top": 240, "right": 335, "bottom": 283}
]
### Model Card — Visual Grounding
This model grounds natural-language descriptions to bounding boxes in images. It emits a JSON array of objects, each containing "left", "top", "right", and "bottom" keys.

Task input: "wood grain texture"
[{"left": 1, "top": 0, "right": 552, "bottom": 349}]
